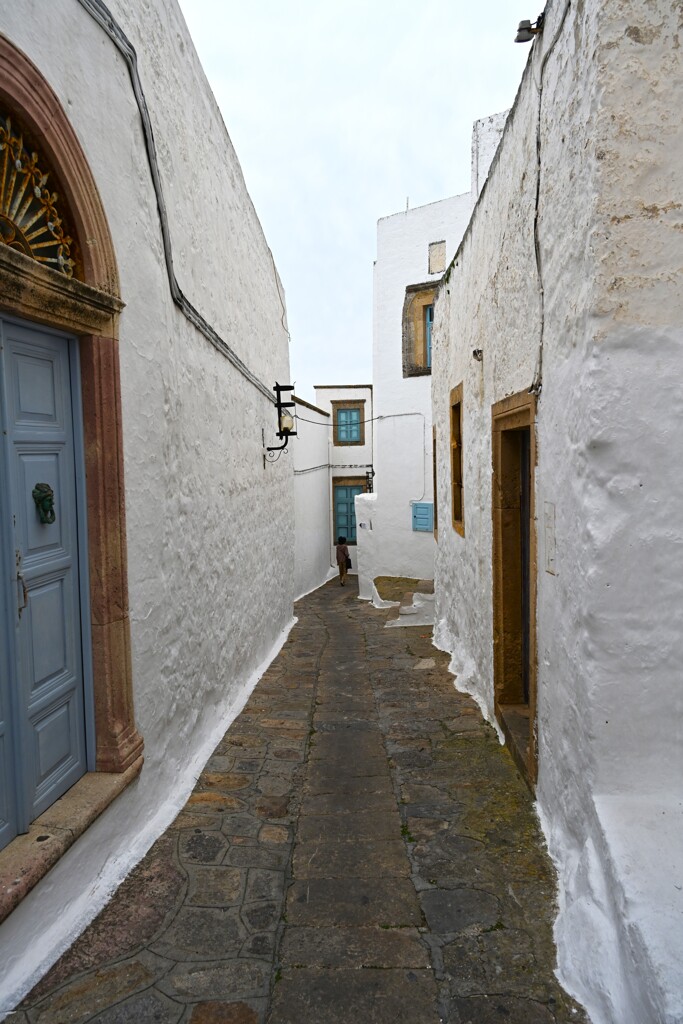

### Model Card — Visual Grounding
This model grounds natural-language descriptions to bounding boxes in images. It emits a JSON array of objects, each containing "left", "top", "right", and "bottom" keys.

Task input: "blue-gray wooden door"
[
  {"left": 0, "top": 442, "right": 17, "bottom": 851},
  {"left": 334, "top": 483, "right": 364, "bottom": 544},
  {"left": 0, "top": 319, "right": 87, "bottom": 848}
]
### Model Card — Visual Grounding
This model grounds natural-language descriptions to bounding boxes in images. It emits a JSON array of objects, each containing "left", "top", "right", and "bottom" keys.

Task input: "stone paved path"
[{"left": 17, "top": 579, "right": 587, "bottom": 1024}]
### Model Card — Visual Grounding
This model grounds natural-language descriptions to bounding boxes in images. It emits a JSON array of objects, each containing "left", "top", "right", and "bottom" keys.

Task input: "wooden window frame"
[
  {"left": 450, "top": 383, "right": 464, "bottom": 536},
  {"left": 428, "top": 240, "right": 446, "bottom": 275},
  {"left": 425, "top": 304, "right": 434, "bottom": 368},
  {"left": 332, "top": 400, "right": 365, "bottom": 447},
  {"left": 402, "top": 283, "right": 436, "bottom": 378},
  {"left": 432, "top": 425, "right": 438, "bottom": 540}
]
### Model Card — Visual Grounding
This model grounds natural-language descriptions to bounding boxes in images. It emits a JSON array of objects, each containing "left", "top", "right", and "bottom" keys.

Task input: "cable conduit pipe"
[{"left": 75, "top": 0, "right": 276, "bottom": 404}]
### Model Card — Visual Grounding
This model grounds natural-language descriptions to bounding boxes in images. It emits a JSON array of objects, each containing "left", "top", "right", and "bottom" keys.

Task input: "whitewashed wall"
[
  {"left": 366, "top": 195, "right": 472, "bottom": 588},
  {"left": 293, "top": 397, "right": 333, "bottom": 598},
  {"left": 433, "top": 1, "right": 683, "bottom": 1021},
  {"left": 0, "top": 0, "right": 294, "bottom": 1007},
  {"left": 470, "top": 110, "right": 509, "bottom": 199},
  {"left": 359, "top": 114, "right": 507, "bottom": 597}
]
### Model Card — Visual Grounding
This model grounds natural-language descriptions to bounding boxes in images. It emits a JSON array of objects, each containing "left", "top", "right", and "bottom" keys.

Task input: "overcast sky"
[{"left": 177, "top": 1, "right": 531, "bottom": 403}]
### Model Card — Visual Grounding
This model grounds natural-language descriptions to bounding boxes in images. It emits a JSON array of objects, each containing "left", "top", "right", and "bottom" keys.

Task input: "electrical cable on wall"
[
  {"left": 295, "top": 411, "right": 416, "bottom": 429},
  {"left": 529, "top": 0, "right": 572, "bottom": 397},
  {"left": 76, "top": 0, "right": 277, "bottom": 404},
  {"left": 295, "top": 411, "right": 427, "bottom": 504},
  {"left": 293, "top": 462, "right": 373, "bottom": 475}
]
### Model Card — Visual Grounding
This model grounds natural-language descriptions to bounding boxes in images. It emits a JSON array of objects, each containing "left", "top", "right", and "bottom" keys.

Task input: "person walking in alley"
[{"left": 336, "top": 535, "right": 350, "bottom": 586}]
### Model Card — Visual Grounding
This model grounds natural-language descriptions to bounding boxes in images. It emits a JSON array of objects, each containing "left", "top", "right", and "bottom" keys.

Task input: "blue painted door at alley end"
[{"left": 334, "top": 482, "right": 364, "bottom": 544}]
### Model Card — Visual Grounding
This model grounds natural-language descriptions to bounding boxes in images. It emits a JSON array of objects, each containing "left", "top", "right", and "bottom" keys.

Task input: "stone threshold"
[
  {"left": 0, "top": 757, "right": 143, "bottom": 925},
  {"left": 497, "top": 702, "right": 532, "bottom": 791}
]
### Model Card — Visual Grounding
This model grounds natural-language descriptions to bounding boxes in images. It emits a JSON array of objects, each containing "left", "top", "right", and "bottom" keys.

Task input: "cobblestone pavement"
[{"left": 17, "top": 579, "right": 587, "bottom": 1024}]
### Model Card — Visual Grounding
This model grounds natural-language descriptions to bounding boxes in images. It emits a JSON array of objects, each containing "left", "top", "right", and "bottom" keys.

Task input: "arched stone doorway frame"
[{"left": 0, "top": 36, "right": 143, "bottom": 778}]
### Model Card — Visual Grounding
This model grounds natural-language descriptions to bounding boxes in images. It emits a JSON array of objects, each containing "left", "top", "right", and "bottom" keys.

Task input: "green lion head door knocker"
[{"left": 32, "top": 483, "right": 56, "bottom": 525}]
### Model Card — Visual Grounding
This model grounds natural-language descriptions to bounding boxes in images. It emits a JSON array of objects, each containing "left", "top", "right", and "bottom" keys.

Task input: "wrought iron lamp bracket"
[{"left": 265, "top": 382, "right": 297, "bottom": 455}]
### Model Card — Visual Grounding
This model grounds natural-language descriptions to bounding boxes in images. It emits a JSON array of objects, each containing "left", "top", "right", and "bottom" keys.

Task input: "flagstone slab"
[
  {"left": 292, "top": 838, "right": 409, "bottom": 879},
  {"left": 150, "top": 906, "right": 245, "bottom": 961},
  {"left": 268, "top": 968, "right": 440, "bottom": 1024},
  {"left": 286, "top": 878, "right": 421, "bottom": 928},
  {"left": 188, "top": 1001, "right": 264, "bottom": 1024},
  {"left": 186, "top": 866, "right": 245, "bottom": 906},
  {"left": 158, "top": 960, "right": 270, "bottom": 1002},
  {"left": 420, "top": 886, "right": 500, "bottom": 935},
  {"left": 280, "top": 926, "right": 430, "bottom": 969},
  {"left": 296, "top": 811, "right": 399, "bottom": 842}
]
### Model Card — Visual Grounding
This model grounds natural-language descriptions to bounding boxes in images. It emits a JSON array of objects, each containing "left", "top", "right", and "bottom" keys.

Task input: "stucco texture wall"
[
  {"left": 370, "top": 196, "right": 473, "bottom": 583},
  {"left": 0, "top": 0, "right": 294, "bottom": 1003},
  {"left": 293, "top": 399, "right": 333, "bottom": 598},
  {"left": 432, "top": 1, "right": 683, "bottom": 1021}
]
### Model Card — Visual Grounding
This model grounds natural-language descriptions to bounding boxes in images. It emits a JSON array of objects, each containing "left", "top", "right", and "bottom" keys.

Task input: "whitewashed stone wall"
[
  {"left": 363, "top": 195, "right": 472, "bottom": 588},
  {"left": 470, "top": 110, "right": 509, "bottom": 199},
  {"left": 358, "top": 114, "right": 506, "bottom": 596},
  {"left": 0, "top": 0, "right": 294, "bottom": 1005},
  {"left": 433, "top": 1, "right": 683, "bottom": 1021},
  {"left": 293, "top": 397, "right": 333, "bottom": 598}
]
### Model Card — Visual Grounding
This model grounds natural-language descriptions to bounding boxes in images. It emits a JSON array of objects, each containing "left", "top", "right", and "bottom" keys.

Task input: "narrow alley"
[{"left": 16, "top": 580, "right": 586, "bottom": 1024}]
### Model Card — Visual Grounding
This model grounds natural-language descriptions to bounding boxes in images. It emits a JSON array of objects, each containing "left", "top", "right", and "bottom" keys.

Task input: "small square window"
[
  {"left": 332, "top": 401, "right": 365, "bottom": 446},
  {"left": 428, "top": 240, "right": 446, "bottom": 275}
]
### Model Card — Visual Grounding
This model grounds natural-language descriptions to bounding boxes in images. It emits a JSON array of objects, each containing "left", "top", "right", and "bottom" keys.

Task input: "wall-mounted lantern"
[
  {"left": 265, "top": 382, "right": 297, "bottom": 461},
  {"left": 365, "top": 467, "right": 375, "bottom": 493},
  {"left": 515, "top": 13, "right": 544, "bottom": 41}
]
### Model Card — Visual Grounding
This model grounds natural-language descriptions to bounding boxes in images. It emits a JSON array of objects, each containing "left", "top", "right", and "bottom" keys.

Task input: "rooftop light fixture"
[{"left": 515, "top": 12, "right": 545, "bottom": 41}]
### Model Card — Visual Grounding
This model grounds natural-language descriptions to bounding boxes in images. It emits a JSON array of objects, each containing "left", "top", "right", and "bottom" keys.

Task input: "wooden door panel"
[
  {"left": 32, "top": 690, "right": 83, "bottom": 804},
  {"left": 16, "top": 449, "right": 66, "bottom": 559},
  {"left": 2, "top": 319, "right": 86, "bottom": 827},
  {"left": 26, "top": 577, "right": 69, "bottom": 689}
]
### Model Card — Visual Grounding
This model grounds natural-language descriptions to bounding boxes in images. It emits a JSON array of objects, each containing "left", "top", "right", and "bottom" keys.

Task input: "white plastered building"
[
  {"left": 0, "top": 0, "right": 294, "bottom": 1006},
  {"left": 356, "top": 113, "right": 506, "bottom": 600},
  {"left": 292, "top": 386, "right": 374, "bottom": 596},
  {"left": 313, "top": 385, "right": 374, "bottom": 569},
  {"left": 292, "top": 394, "right": 333, "bottom": 599},
  {"left": 432, "top": 1, "right": 683, "bottom": 1021}
]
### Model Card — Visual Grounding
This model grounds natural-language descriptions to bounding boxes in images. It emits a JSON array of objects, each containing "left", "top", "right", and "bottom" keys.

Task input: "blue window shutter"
[
  {"left": 425, "top": 305, "right": 434, "bottom": 368},
  {"left": 337, "top": 407, "right": 361, "bottom": 443},
  {"left": 412, "top": 502, "right": 434, "bottom": 532}
]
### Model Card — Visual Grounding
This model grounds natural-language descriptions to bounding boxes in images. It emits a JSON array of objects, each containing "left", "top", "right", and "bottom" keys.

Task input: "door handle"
[
  {"left": 17, "top": 571, "right": 28, "bottom": 618},
  {"left": 32, "top": 483, "right": 56, "bottom": 524}
]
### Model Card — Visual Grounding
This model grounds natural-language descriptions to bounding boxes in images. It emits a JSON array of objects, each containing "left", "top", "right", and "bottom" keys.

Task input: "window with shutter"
[
  {"left": 332, "top": 402, "right": 365, "bottom": 446},
  {"left": 412, "top": 502, "right": 434, "bottom": 532}
]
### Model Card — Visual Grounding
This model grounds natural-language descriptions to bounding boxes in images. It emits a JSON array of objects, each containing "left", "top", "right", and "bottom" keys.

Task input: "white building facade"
[
  {"left": 356, "top": 114, "right": 506, "bottom": 599},
  {"left": 313, "top": 385, "right": 374, "bottom": 568},
  {"left": 292, "top": 395, "right": 332, "bottom": 599},
  {"left": 432, "top": 1, "right": 683, "bottom": 1021},
  {"left": 0, "top": 0, "right": 293, "bottom": 1006}
]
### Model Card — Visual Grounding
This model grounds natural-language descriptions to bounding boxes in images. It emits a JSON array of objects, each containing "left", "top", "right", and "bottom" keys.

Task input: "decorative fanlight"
[{"left": 0, "top": 112, "right": 77, "bottom": 277}]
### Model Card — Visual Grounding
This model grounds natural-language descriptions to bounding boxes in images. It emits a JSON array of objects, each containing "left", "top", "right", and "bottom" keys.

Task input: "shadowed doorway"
[{"left": 492, "top": 392, "right": 537, "bottom": 787}]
